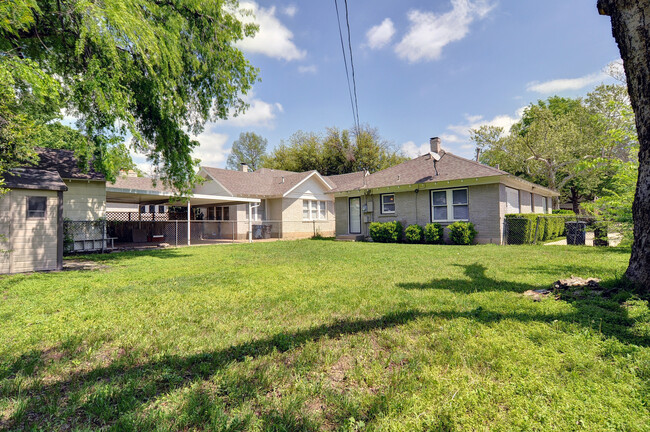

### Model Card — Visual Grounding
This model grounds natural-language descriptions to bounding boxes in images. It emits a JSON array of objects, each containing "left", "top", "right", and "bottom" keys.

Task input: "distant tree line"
[{"left": 226, "top": 125, "right": 407, "bottom": 175}]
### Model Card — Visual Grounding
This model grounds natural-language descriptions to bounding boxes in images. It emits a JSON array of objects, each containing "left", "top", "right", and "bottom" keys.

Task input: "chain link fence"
[
  {"left": 64, "top": 218, "right": 334, "bottom": 254},
  {"left": 504, "top": 214, "right": 630, "bottom": 247}
]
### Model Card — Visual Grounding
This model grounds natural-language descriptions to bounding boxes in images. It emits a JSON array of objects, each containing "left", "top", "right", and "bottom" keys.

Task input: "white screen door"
[{"left": 349, "top": 197, "right": 361, "bottom": 234}]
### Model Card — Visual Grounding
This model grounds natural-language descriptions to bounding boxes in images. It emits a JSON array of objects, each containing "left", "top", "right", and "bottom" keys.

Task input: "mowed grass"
[{"left": 0, "top": 241, "right": 648, "bottom": 431}]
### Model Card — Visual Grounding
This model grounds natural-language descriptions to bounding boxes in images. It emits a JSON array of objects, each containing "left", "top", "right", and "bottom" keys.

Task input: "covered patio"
[{"left": 104, "top": 180, "right": 261, "bottom": 248}]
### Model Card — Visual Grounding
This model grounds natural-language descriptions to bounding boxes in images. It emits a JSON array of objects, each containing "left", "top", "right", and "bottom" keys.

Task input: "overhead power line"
[
  {"left": 334, "top": 0, "right": 360, "bottom": 135},
  {"left": 343, "top": 0, "right": 360, "bottom": 133}
]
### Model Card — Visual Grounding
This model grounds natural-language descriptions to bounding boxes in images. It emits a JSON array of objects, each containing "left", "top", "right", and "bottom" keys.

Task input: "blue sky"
[{"left": 137, "top": 0, "right": 622, "bottom": 171}]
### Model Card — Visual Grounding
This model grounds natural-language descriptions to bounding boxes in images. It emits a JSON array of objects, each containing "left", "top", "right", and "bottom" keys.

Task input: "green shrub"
[
  {"left": 369, "top": 221, "right": 403, "bottom": 243},
  {"left": 552, "top": 209, "right": 575, "bottom": 215},
  {"left": 506, "top": 214, "right": 575, "bottom": 244},
  {"left": 448, "top": 221, "right": 477, "bottom": 245},
  {"left": 505, "top": 214, "right": 537, "bottom": 244},
  {"left": 423, "top": 223, "right": 444, "bottom": 244},
  {"left": 593, "top": 221, "right": 609, "bottom": 246},
  {"left": 404, "top": 224, "right": 424, "bottom": 243}
]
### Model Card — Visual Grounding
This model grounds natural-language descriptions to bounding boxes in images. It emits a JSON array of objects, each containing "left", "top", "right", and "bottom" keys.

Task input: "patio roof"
[{"left": 106, "top": 185, "right": 260, "bottom": 206}]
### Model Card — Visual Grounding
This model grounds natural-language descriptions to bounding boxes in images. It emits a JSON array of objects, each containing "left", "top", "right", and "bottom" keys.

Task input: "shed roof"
[{"left": 2, "top": 168, "right": 68, "bottom": 191}]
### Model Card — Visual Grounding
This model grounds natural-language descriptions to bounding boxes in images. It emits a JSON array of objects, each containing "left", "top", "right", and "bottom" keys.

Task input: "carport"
[{"left": 105, "top": 181, "right": 261, "bottom": 246}]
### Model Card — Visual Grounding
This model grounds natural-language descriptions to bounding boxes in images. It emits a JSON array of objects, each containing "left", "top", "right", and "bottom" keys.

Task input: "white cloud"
[
  {"left": 365, "top": 18, "right": 396, "bottom": 50},
  {"left": 439, "top": 133, "right": 463, "bottom": 143},
  {"left": 283, "top": 5, "right": 297, "bottom": 17},
  {"left": 395, "top": 0, "right": 494, "bottom": 63},
  {"left": 237, "top": 2, "right": 306, "bottom": 61},
  {"left": 447, "top": 107, "right": 526, "bottom": 137},
  {"left": 298, "top": 65, "right": 317, "bottom": 74},
  {"left": 401, "top": 141, "right": 431, "bottom": 158},
  {"left": 526, "top": 71, "right": 608, "bottom": 94},
  {"left": 218, "top": 97, "right": 283, "bottom": 128},
  {"left": 211, "top": 91, "right": 283, "bottom": 128},
  {"left": 191, "top": 130, "right": 231, "bottom": 167}
]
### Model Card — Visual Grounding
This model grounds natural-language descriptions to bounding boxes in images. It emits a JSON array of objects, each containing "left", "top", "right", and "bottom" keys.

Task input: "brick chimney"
[
  {"left": 240, "top": 162, "right": 249, "bottom": 172},
  {"left": 430, "top": 137, "right": 442, "bottom": 154}
]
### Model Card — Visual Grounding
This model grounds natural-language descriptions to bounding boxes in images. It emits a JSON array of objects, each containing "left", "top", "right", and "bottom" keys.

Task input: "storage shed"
[{"left": 0, "top": 168, "right": 68, "bottom": 274}]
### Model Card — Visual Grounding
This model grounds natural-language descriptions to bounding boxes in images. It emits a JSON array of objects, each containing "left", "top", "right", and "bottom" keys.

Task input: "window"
[
  {"left": 505, "top": 187, "right": 520, "bottom": 214},
  {"left": 27, "top": 196, "right": 47, "bottom": 218},
  {"left": 319, "top": 201, "right": 327, "bottom": 219},
  {"left": 381, "top": 194, "right": 395, "bottom": 214},
  {"left": 158, "top": 205, "right": 166, "bottom": 213},
  {"left": 302, "top": 200, "right": 328, "bottom": 220},
  {"left": 215, "top": 206, "right": 230, "bottom": 221},
  {"left": 431, "top": 188, "right": 469, "bottom": 222},
  {"left": 542, "top": 196, "right": 548, "bottom": 214}
]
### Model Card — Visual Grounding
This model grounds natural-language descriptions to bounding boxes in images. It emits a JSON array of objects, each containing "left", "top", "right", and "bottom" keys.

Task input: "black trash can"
[{"left": 565, "top": 221, "right": 586, "bottom": 245}]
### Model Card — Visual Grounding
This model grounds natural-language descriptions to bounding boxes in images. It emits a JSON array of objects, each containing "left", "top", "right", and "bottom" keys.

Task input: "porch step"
[{"left": 336, "top": 234, "right": 364, "bottom": 242}]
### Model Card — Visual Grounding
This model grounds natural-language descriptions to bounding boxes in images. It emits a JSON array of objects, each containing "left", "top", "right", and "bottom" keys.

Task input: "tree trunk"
[
  {"left": 598, "top": 0, "right": 650, "bottom": 289},
  {"left": 570, "top": 187, "right": 580, "bottom": 214}
]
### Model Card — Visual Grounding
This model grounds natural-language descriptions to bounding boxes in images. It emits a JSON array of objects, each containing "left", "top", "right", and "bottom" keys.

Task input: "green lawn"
[{"left": 0, "top": 241, "right": 648, "bottom": 431}]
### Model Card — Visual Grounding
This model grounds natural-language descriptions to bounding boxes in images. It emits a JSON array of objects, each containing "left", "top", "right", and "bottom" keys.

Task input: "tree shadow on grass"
[
  {"left": 66, "top": 248, "right": 193, "bottom": 264},
  {"left": 397, "top": 263, "right": 648, "bottom": 347},
  {"left": 1, "top": 264, "right": 647, "bottom": 430}
]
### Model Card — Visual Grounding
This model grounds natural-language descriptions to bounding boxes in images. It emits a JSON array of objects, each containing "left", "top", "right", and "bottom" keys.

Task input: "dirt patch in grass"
[
  {"left": 327, "top": 355, "right": 353, "bottom": 392},
  {"left": 63, "top": 260, "right": 109, "bottom": 272}
]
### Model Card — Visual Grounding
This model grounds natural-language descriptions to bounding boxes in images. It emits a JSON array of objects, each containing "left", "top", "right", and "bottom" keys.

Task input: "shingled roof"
[
  {"left": 201, "top": 166, "right": 328, "bottom": 198},
  {"left": 108, "top": 175, "right": 175, "bottom": 193},
  {"left": 328, "top": 152, "right": 512, "bottom": 193},
  {"left": 33, "top": 148, "right": 105, "bottom": 181},
  {"left": 2, "top": 168, "right": 68, "bottom": 191}
]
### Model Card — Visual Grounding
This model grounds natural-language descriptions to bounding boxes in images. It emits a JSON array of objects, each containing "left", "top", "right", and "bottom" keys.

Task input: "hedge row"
[
  {"left": 504, "top": 213, "right": 576, "bottom": 244},
  {"left": 369, "top": 221, "right": 477, "bottom": 245}
]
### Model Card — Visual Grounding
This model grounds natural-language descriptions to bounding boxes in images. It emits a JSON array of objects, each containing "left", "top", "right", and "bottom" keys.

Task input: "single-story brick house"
[
  {"left": 330, "top": 137, "right": 559, "bottom": 244},
  {"left": 196, "top": 164, "right": 336, "bottom": 239}
]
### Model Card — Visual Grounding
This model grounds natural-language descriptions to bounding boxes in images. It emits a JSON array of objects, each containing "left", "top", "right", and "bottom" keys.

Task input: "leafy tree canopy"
[
  {"left": 226, "top": 132, "right": 267, "bottom": 171},
  {"left": 1, "top": 0, "right": 259, "bottom": 194},
  {"left": 263, "top": 126, "right": 407, "bottom": 175},
  {"left": 470, "top": 85, "right": 637, "bottom": 211}
]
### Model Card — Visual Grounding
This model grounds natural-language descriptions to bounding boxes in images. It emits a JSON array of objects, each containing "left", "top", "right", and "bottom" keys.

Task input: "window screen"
[{"left": 27, "top": 196, "right": 47, "bottom": 218}]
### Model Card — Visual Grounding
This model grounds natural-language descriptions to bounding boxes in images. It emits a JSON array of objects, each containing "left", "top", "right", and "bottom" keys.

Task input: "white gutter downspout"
[
  {"left": 187, "top": 201, "right": 191, "bottom": 246},
  {"left": 248, "top": 202, "right": 253, "bottom": 243}
]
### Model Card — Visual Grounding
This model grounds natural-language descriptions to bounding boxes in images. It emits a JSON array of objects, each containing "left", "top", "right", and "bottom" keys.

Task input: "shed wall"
[{"left": 0, "top": 189, "right": 59, "bottom": 274}]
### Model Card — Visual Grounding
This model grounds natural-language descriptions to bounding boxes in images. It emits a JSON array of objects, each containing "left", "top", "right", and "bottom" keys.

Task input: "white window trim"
[
  {"left": 302, "top": 199, "right": 328, "bottom": 221},
  {"left": 380, "top": 193, "right": 396, "bottom": 214},
  {"left": 431, "top": 188, "right": 469, "bottom": 223}
]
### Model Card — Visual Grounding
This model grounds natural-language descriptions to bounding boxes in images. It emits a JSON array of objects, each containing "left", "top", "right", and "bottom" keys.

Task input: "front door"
[{"left": 349, "top": 197, "right": 361, "bottom": 234}]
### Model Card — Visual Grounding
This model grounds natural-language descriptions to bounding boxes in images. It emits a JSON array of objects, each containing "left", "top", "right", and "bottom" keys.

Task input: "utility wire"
[
  {"left": 334, "top": 0, "right": 360, "bottom": 136},
  {"left": 343, "top": 0, "right": 360, "bottom": 134}
]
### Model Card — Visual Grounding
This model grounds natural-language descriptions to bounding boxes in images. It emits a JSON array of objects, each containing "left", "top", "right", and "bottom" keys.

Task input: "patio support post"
[
  {"left": 248, "top": 202, "right": 253, "bottom": 243},
  {"left": 187, "top": 201, "right": 191, "bottom": 246}
]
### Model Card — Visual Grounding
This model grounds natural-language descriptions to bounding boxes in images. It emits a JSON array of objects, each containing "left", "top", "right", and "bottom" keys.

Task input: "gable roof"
[
  {"left": 325, "top": 171, "right": 366, "bottom": 190},
  {"left": 200, "top": 166, "right": 328, "bottom": 198},
  {"left": 34, "top": 148, "right": 105, "bottom": 181},
  {"left": 328, "top": 152, "right": 557, "bottom": 196},
  {"left": 2, "top": 168, "right": 68, "bottom": 191}
]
